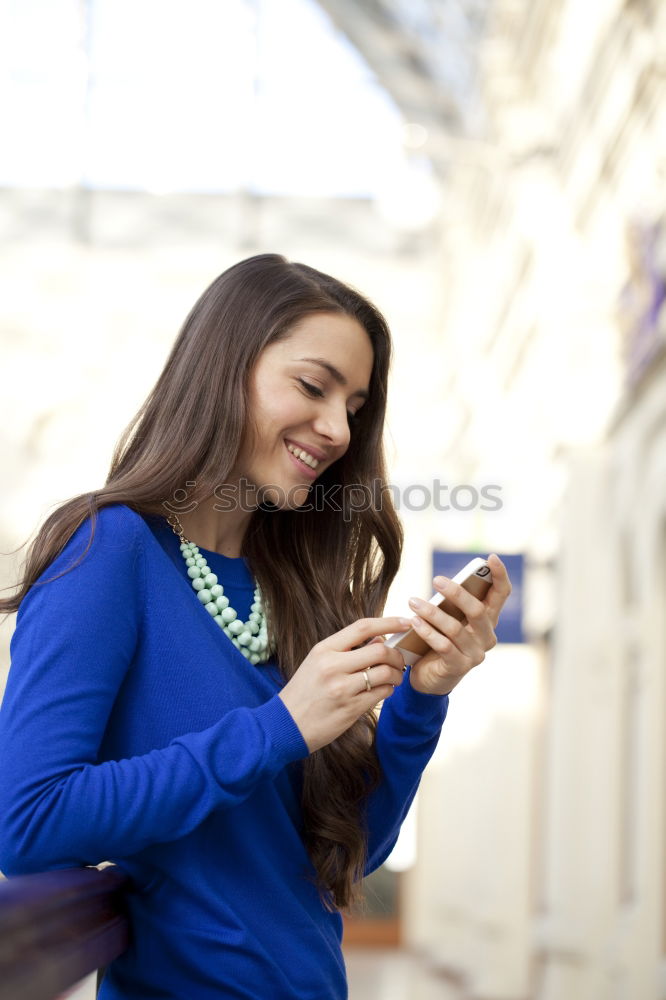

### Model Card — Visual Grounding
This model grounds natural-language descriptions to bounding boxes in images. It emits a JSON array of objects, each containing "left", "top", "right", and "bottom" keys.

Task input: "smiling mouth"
[
  {"left": 284, "top": 441, "right": 320, "bottom": 478},
  {"left": 285, "top": 438, "right": 321, "bottom": 469}
]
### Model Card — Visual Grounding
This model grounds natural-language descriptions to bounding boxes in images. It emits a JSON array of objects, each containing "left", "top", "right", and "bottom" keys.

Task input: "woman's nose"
[{"left": 312, "top": 405, "right": 350, "bottom": 450}]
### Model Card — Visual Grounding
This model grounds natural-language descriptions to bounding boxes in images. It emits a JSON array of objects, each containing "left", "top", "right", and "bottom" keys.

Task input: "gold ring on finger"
[{"left": 362, "top": 668, "right": 372, "bottom": 692}]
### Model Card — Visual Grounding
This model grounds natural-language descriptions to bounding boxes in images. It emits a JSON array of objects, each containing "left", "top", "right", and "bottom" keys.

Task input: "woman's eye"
[
  {"left": 298, "top": 378, "right": 360, "bottom": 428},
  {"left": 297, "top": 378, "right": 324, "bottom": 398}
]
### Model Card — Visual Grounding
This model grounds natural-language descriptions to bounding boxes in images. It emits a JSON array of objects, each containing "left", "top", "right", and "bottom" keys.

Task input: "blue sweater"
[{"left": 0, "top": 504, "right": 448, "bottom": 999}]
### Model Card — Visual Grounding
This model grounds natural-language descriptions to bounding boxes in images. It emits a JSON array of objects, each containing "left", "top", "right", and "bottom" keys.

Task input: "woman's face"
[{"left": 236, "top": 311, "right": 374, "bottom": 509}]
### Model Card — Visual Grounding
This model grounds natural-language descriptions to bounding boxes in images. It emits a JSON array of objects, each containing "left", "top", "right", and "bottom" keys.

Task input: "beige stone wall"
[{"left": 398, "top": 0, "right": 666, "bottom": 996}]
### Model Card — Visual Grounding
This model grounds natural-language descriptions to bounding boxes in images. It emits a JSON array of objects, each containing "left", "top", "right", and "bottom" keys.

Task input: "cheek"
[
  {"left": 247, "top": 370, "right": 304, "bottom": 445},
  {"left": 253, "top": 393, "right": 296, "bottom": 434}
]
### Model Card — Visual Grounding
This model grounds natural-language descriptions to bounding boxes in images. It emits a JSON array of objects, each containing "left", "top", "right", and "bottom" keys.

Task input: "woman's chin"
[{"left": 258, "top": 482, "right": 312, "bottom": 511}]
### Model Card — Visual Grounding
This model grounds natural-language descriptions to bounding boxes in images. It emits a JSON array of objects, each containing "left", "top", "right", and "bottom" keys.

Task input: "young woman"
[{"left": 0, "top": 254, "right": 511, "bottom": 999}]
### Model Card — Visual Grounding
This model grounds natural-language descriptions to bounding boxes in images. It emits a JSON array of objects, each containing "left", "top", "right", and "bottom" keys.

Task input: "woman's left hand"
[{"left": 407, "top": 554, "right": 512, "bottom": 696}]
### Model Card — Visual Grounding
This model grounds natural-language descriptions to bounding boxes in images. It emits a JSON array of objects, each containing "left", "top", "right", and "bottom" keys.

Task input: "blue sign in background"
[{"left": 431, "top": 550, "right": 524, "bottom": 644}]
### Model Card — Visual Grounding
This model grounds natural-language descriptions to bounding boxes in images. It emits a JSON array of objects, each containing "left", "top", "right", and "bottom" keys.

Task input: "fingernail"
[
  {"left": 408, "top": 597, "right": 422, "bottom": 609},
  {"left": 411, "top": 616, "right": 423, "bottom": 626},
  {"left": 398, "top": 617, "right": 412, "bottom": 627},
  {"left": 434, "top": 576, "right": 449, "bottom": 586}
]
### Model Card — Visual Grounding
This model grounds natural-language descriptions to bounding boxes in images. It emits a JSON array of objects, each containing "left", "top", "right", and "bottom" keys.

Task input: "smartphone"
[{"left": 385, "top": 557, "right": 493, "bottom": 665}]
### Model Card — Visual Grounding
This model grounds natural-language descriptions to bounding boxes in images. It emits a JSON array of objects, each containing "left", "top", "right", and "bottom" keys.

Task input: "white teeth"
[{"left": 286, "top": 443, "right": 319, "bottom": 468}]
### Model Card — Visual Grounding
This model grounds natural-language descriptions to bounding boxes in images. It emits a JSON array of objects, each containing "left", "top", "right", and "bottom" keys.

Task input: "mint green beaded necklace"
[{"left": 166, "top": 514, "right": 272, "bottom": 664}]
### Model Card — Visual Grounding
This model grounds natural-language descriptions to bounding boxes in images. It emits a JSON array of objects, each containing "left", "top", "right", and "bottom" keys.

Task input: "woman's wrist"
[{"left": 407, "top": 665, "right": 457, "bottom": 697}]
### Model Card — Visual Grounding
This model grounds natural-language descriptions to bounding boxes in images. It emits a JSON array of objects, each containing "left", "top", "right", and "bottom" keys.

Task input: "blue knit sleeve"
[
  {"left": 0, "top": 506, "right": 309, "bottom": 876},
  {"left": 362, "top": 668, "right": 449, "bottom": 875}
]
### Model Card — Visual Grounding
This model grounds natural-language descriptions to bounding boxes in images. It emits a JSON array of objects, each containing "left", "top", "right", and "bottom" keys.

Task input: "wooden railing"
[{"left": 0, "top": 866, "right": 130, "bottom": 1000}]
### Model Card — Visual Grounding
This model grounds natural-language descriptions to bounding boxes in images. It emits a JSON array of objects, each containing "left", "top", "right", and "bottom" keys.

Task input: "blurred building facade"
[{"left": 396, "top": 1, "right": 666, "bottom": 999}]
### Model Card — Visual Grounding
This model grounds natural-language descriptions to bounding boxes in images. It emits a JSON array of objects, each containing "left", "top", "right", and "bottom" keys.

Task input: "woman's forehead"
[{"left": 272, "top": 313, "right": 373, "bottom": 367}]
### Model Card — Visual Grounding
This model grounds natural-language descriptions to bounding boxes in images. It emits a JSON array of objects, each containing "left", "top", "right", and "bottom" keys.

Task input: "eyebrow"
[{"left": 296, "top": 357, "right": 370, "bottom": 400}]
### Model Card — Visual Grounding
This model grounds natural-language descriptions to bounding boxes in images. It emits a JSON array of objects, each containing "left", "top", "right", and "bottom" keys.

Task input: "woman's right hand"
[{"left": 278, "top": 617, "right": 412, "bottom": 753}]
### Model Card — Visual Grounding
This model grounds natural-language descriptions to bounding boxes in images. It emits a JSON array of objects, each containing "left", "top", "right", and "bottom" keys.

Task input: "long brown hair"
[{"left": 0, "top": 253, "right": 403, "bottom": 911}]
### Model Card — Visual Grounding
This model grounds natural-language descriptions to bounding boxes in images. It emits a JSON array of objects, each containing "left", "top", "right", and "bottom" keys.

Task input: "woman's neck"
[{"left": 169, "top": 496, "right": 253, "bottom": 558}]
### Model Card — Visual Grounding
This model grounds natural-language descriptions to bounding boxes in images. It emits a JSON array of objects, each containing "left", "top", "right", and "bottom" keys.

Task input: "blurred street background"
[{"left": 1, "top": 1, "right": 665, "bottom": 997}]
